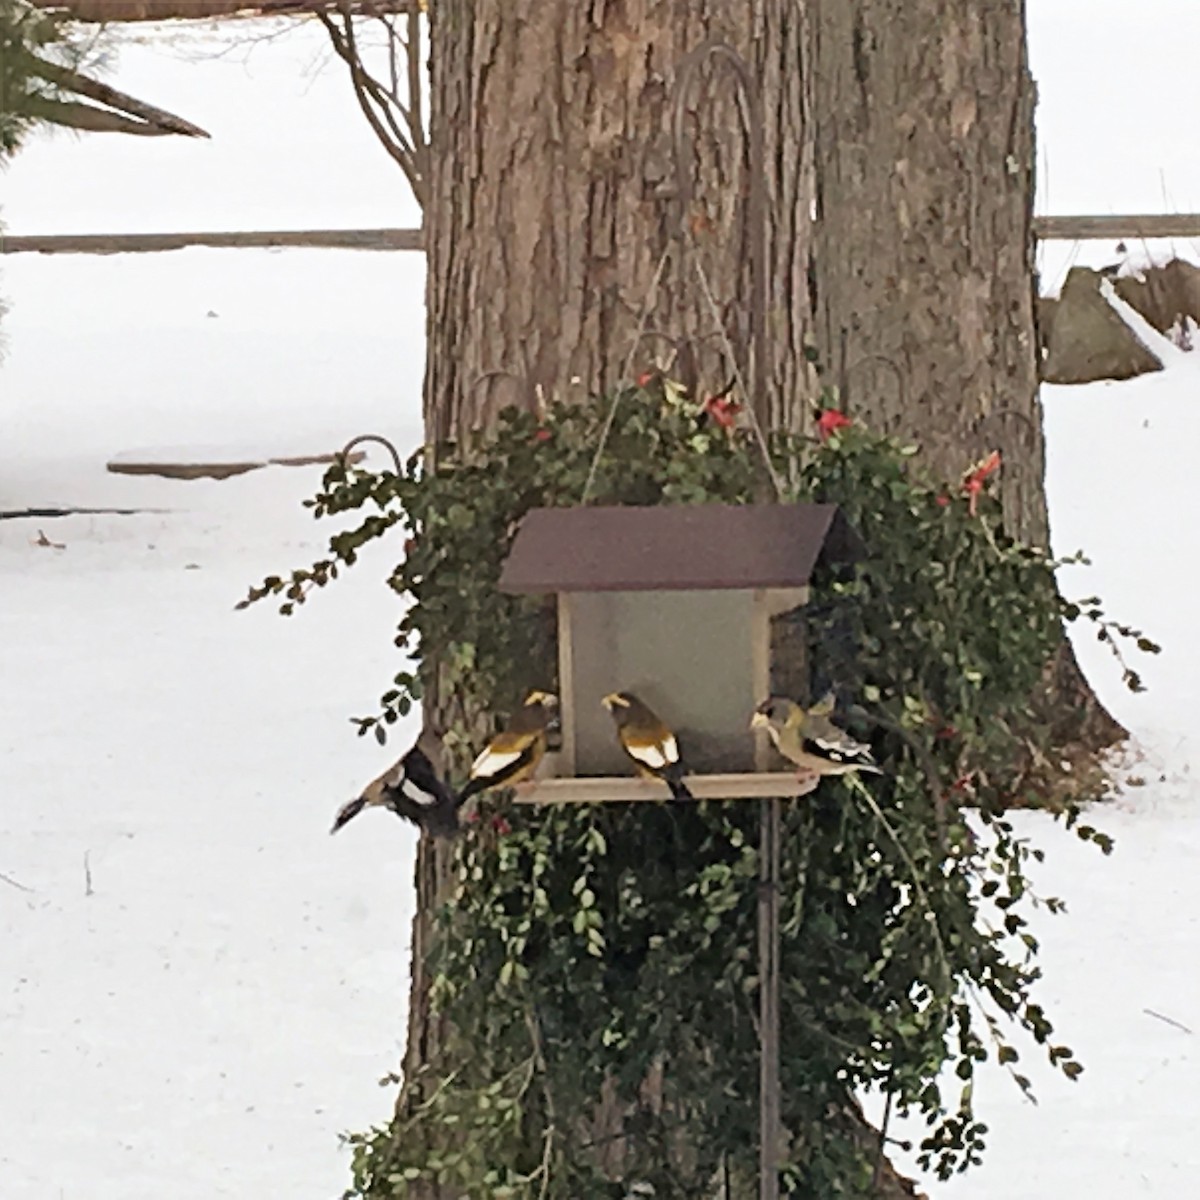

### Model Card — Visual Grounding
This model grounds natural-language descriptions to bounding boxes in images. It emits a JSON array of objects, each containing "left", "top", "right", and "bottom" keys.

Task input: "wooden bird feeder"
[{"left": 498, "top": 503, "right": 864, "bottom": 803}]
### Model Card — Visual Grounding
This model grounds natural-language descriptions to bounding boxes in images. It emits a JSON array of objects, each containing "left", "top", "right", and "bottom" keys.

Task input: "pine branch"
[{"left": 28, "top": 55, "right": 210, "bottom": 137}]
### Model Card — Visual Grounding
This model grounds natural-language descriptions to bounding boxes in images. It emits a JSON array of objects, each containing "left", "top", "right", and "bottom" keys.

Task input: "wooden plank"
[
  {"left": 0, "top": 506, "right": 170, "bottom": 521},
  {"left": 0, "top": 228, "right": 423, "bottom": 255},
  {"left": 1032, "top": 213, "right": 1200, "bottom": 240},
  {"left": 6, "top": 217, "right": 1200, "bottom": 256},
  {"left": 512, "top": 772, "right": 818, "bottom": 805}
]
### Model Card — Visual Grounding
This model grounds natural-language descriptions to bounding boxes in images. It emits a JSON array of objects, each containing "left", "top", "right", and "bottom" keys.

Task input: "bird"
[
  {"left": 456, "top": 690, "right": 559, "bottom": 802},
  {"left": 601, "top": 691, "right": 693, "bottom": 800},
  {"left": 331, "top": 737, "right": 460, "bottom": 837},
  {"left": 751, "top": 693, "right": 882, "bottom": 782}
]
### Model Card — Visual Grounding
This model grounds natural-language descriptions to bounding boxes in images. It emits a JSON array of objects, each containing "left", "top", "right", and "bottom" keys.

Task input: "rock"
[
  {"left": 1112, "top": 257, "right": 1200, "bottom": 345},
  {"left": 105, "top": 449, "right": 365, "bottom": 481},
  {"left": 107, "top": 459, "right": 262, "bottom": 480},
  {"left": 1040, "top": 266, "right": 1163, "bottom": 384}
]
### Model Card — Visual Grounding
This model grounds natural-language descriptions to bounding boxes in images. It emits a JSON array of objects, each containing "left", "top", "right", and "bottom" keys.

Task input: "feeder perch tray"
[{"left": 511, "top": 771, "right": 820, "bottom": 805}]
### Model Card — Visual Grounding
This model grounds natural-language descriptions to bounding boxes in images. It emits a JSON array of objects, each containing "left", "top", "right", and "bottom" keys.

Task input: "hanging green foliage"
[{"left": 241, "top": 382, "right": 1154, "bottom": 1197}]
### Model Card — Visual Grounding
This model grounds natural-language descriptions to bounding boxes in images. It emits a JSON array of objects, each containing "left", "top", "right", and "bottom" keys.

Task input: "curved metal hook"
[
  {"left": 844, "top": 353, "right": 907, "bottom": 414},
  {"left": 467, "top": 369, "right": 535, "bottom": 428},
  {"left": 627, "top": 328, "right": 688, "bottom": 374},
  {"left": 671, "top": 39, "right": 768, "bottom": 409},
  {"left": 469, "top": 370, "right": 531, "bottom": 405},
  {"left": 977, "top": 405, "right": 1039, "bottom": 446},
  {"left": 340, "top": 433, "right": 402, "bottom": 474}
]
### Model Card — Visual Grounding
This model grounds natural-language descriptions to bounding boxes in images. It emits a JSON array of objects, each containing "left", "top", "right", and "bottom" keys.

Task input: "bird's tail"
[
  {"left": 665, "top": 766, "right": 694, "bottom": 801},
  {"left": 456, "top": 777, "right": 482, "bottom": 805},
  {"left": 425, "top": 794, "right": 464, "bottom": 838},
  {"left": 330, "top": 796, "right": 367, "bottom": 834}
]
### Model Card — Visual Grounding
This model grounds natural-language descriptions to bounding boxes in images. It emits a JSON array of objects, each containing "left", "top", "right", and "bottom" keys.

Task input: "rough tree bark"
[
  {"left": 395, "top": 1, "right": 1109, "bottom": 1195},
  {"left": 808, "top": 0, "right": 1043, "bottom": 541},
  {"left": 423, "top": 1, "right": 813, "bottom": 444},
  {"left": 410, "top": 2, "right": 825, "bottom": 1190},
  {"left": 807, "top": 0, "right": 1121, "bottom": 751}
]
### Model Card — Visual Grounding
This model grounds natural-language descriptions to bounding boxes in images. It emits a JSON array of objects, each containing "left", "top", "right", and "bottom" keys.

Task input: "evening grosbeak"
[
  {"left": 331, "top": 738, "right": 460, "bottom": 838},
  {"left": 457, "top": 690, "right": 559, "bottom": 802},
  {"left": 601, "top": 691, "right": 694, "bottom": 799},
  {"left": 751, "top": 693, "right": 882, "bottom": 782}
]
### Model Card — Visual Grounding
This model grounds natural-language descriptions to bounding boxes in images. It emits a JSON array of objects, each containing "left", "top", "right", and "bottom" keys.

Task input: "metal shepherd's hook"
[
  {"left": 671, "top": 40, "right": 769, "bottom": 425},
  {"left": 340, "top": 433, "right": 403, "bottom": 474}
]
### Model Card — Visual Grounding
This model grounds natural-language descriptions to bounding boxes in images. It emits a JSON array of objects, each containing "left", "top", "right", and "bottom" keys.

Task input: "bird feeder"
[{"left": 498, "top": 503, "right": 863, "bottom": 803}]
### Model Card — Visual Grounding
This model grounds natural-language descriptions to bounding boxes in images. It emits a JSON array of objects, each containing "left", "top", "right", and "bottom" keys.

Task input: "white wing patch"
[
  {"left": 470, "top": 745, "right": 525, "bottom": 780},
  {"left": 811, "top": 734, "right": 872, "bottom": 764},
  {"left": 403, "top": 775, "right": 439, "bottom": 807},
  {"left": 628, "top": 734, "right": 678, "bottom": 772}
]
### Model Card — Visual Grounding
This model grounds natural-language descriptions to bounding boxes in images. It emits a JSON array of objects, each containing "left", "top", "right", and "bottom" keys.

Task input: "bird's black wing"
[
  {"left": 401, "top": 746, "right": 448, "bottom": 800},
  {"left": 800, "top": 734, "right": 876, "bottom": 769},
  {"left": 388, "top": 745, "right": 461, "bottom": 837},
  {"left": 457, "top": 735, "right": 541, "bottom": 802}
]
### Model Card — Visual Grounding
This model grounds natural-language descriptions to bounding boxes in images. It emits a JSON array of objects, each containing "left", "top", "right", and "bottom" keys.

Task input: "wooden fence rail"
[
  {"left": 0, "top": 228, "right": 423, "bottom": 255},
  {"left": 4, "top": 216, "right": 1200, "bottom": 256}
]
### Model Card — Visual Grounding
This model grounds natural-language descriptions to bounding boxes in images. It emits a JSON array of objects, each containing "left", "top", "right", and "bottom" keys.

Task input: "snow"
[
  {"left": 3, "top": 6, "right": 1200, "bottom": 1198},
  {"left": 2, "top": 23, "right": 428, "bottom": 1200},
  {"left": 0, "top": 253, "right": 428, "bottom": 1197}
]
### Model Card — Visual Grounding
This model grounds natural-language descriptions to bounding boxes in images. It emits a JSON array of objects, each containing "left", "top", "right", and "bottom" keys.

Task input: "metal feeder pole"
[{"left": 759, "top": 794, "right": 782, "bottom": 1200}]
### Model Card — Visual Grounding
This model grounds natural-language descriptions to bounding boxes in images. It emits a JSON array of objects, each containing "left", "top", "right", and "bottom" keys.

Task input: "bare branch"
[
  {"left": 338, "top": 6, "right": 413, "bottom": 155},
  {"left": 405, "top": 1, "right": 423, "bottom": 181},
  {"left": 316, "top": 6, "right": 426, "bottom": 204},
  {"left": 384, "top": 13, "right": 402, "bottom": 103}
]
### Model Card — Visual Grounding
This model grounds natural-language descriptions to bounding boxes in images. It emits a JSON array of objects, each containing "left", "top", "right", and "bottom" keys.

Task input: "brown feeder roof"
[{"left": 499, "top": 504, "right": 863, "bottom": 594}]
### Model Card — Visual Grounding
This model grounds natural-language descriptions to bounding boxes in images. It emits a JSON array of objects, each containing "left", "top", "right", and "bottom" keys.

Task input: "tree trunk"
[
  {"left": 397, "top": 1, "right": 1109, "bottom": 1195},
  {"left": 805, "top": 0, "right": 1123, "bottom": 756},
  {"left": 423, "top": 0, "right": 813, "bottom": 445},
  {"left": 808, "top": 0, "right": 1045, "bottom": 543},
  {"left": 412, "top": 2, "right": 819, "bottom": 1189}
]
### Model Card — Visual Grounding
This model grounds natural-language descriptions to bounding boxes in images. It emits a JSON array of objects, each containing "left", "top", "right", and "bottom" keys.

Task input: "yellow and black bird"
[
  {"left": 601, "top": 691, "right": 693, "bottom": 800},
  {"left": 751, "top": 693, "right": 882, "bottom": 782},
  {"left": 331, "top": 737, "right": 460, "bottom": 838},
  {"left": 457, "top": 690, "right": 559, "bottom": 802}
]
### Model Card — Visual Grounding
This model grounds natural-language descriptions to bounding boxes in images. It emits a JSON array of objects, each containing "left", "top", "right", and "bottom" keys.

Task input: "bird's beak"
[
  {"left": 750, "top": 711, "right": 770, "bottom": 732},
  {"left": 601, "top": 693, "right": 617, "bottom": 711},
  {"left": 330, "top": 796, "right": 368, "bottom": 834}
]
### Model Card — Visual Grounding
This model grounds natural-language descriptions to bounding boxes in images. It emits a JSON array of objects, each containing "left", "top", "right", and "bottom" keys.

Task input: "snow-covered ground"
[
  {"left": 3, "top": 6, "right": 1200, "bottom": 1198},
  {"left": 0, "top": 248, "right": 427, "bottom": 1199},
  {"left": 2, "top": 22, "right": 429, "bottom": 1200}
]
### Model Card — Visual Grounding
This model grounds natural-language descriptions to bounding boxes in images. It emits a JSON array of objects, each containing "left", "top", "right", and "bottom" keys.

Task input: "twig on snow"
[{"left": 1144, "top": 1008, "right": 1193, "bottom": 1035}]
